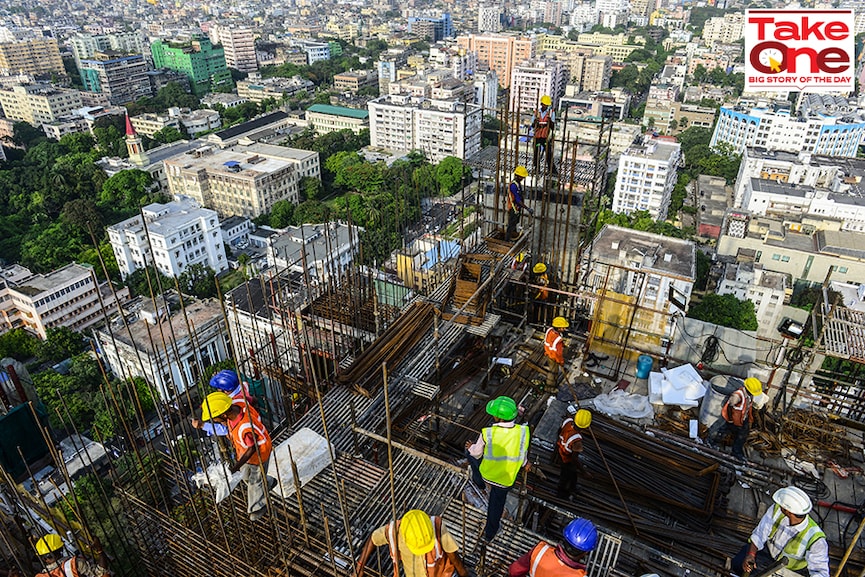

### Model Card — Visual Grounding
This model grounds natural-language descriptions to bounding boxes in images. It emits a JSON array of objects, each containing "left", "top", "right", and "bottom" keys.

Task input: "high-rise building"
[
  {"left": 79, "top": 53, "right": 152, "bottom": 105},
  {"left": 408, "top": 13, "right": 454, "bottom": 42},
  {"left": 509, "top": 58, "right": 567, "bottom": 113},
  {"left": 378, "top": 48, "right": 411, "bottom": 94},
  {"left": 210, "top": 25, "right": 258, "bottom": 72},
  {"left": 478, "top": 6, "right": 503, "bottom": 32},
  {"left": 711, "top": 95, "right": 865, "bottom": 158},
  {"left": 0, "top": 263, "right": 130, "bottom": 340},
  {"left": 456, "top": 34, "right": 535, "bottom": 88},
  {"left": 612, "top": 138, "right": 681, "bottom": 219},
  {"left": 0, "top": 38, "right": 64, "bottom": 76},
  {"left": 69, "top": 32, "right": 147, "bottom": 65},
  {"left": 163, "top": 142, "right": 320, "bottom": 218},
  {"left": 0, "top": 84, "right": 83, "bottom": 126},
  {"left": 580, "top": 55, "right": 612, "bottom": 92},
  {"left": 701, "top": 13, "right": 745, "bottom": 47},
  {"left": 108, "top": 198, "right": 228, "bottom": 280},
  {"left": 368, "top": 94, "right": 482, "bottom": 162},
  {"left": 150, "top": 36, "right": 233, "bottom": 96}
]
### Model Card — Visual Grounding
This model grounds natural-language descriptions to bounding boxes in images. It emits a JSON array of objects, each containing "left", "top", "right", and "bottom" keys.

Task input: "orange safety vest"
[
  {"left": 544, "top": 328, "right": 564, "bottom": 365},
  {"left": 536, "top": 274, "right": 549, "bottom": 301},
  {"left": 557, "top": 419, "right": 583, "bottom": 463},
  {"left": 36, "top": 556, "right": 81, "bottom": 577},
  {"left": 534, "top": 109, "right": 553, "bottom": 140},
  {"left": 228, "top": 405, "right": 272, "bottom": 465},
  {"left": 721, "top": 387, "right": 752, "bottom": 427},
  {"left": 528, "top": 542, "right": 586, "bottom": 577},
  {"left": 384, "top": 516, "right": 456, "bottom": 577}
]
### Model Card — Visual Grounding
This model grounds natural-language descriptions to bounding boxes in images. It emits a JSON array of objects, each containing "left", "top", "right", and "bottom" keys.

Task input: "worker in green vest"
[
  {"left": 732, "top": 486, "right": 828, "bottom": 577},
  {"left": 465, "top": 396, "right": 531, "bottom": 542}
]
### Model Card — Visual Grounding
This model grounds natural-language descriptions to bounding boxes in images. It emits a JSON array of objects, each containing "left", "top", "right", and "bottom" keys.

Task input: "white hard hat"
[{"left": 773, "top": 486, "right": 812, "bottom": 515}]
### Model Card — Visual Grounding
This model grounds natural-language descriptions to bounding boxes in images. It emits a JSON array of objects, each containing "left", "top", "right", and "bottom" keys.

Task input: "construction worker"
[
  {"left": 544, "top": 316, "right": 568, "bottom": 389},
  {"left": 706, "top": 377, "right": 763, "bottom": 461},
  {"left": 532, "top": 95, "right": 556, "bottom": 175},
  {"left": 200, "top": 391, "right": 276, "bottom": 521},
  {"left": 356, "top": 509, "right": 468, "bottom": 577},
  {"left": 34, "top": 534, "right": 109, "bottom": 577},
  {"left": 506, "top": 166, "right": 533, "bottom": 241},
  {"left": 192, "top": 369, "right": 255, "bottom": 436},
  {"left": 465, "top": 396, "right": 531, "bottom": 542},
  {"left": 508, "top": 518, "right": 598, "bottom": 577},
  {"left": 531, "top": 263, "right": 550, "bottom": 324},
  {"left": 556, "top": 409, "right": 592, "bottom": 500},
  {"left": 511, "top": 252, "right": 530, "bottom": 272},
  {"left": 732, "top": 486, "right": 828, "bottom": 577}
]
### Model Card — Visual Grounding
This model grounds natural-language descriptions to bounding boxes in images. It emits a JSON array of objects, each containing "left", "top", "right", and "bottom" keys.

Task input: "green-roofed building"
[
  {"left": 150, "top": 36, "right": 233, "bottom": 97},
  {"left": 306, "top": 104, "right": 369, "bottom": 135}
]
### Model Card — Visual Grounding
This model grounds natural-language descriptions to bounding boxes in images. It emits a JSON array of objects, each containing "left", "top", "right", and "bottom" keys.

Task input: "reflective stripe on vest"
[
  {"left": 544, "top": 328, "right": 563, "bottom": 363},
  {"left": 478, "top": 425, "right": 529, "bottom": 487},
  {"left": 37, "top": 557, "right": 78, "bottom": 577},
  {"left": 229, "top": 407, "right": 272, "bottom": 465},
  {"left": 767, "top": 504, "right": 826, "bottom": 571},
  {"left": 722, "top": 388, "right": 752, "bottom": 427},
  {"left": 529, "top": 542, "right": 586, "bottom": 577}
]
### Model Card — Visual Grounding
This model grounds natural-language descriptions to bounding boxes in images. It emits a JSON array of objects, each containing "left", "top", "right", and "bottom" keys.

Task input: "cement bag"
[
  {"left": 191, "top": 462, "right": 244, "bottom": 503},
  {"left": 591, "top": 389, "right": 654, "bottom": 419}
]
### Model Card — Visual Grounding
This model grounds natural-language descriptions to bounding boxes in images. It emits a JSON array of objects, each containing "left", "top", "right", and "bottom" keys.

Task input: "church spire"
[{"left": 125, "top": 113, "right": 149, "bottom": 167}]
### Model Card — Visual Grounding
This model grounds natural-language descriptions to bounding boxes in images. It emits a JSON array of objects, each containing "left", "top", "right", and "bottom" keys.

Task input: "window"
[
  {"left": 839, "top": 266, "right": 848, "bottom": 273},
  {"left": 781, "top": 256, "right": 790, "bottom": 262},
  {"left": 771, "top": 254, "right": 780, "bottom": 261}
]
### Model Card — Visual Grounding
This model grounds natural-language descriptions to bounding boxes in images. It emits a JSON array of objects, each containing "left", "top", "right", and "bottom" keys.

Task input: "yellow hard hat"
[
  {"left": 201, "top": 391, "right": 233, "bottom": 421},
  {"left": 400, "top": 510, "right": 435, "bottom": 555},
  {"left": 514, "top": 165, "right": 529, "bottom": 178},
  {"left": 540, "top": 95, "right": 552, "bottom": 106},
  {"left": 574, "top": 409, "right": 592, "bottom": 428},
  {"left": 533, "top": 263, "right": 547, "bottom": 274},
  {"left": 36, "top": 534, "right": 63, "bottom": 556},
  {"left": 516, "top": 252, "right": 526, "bottom": 263},
  {"left": 552, "top": 316, "right": 569, "bottom": 329},
  {"left": 744, "top": 377, "right": 763, "bottom": 396}
]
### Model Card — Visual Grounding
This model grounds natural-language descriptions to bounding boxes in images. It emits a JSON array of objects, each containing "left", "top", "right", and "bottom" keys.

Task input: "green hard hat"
[{"left": 486, "top": 396, "right": 518, "bottom": 421}]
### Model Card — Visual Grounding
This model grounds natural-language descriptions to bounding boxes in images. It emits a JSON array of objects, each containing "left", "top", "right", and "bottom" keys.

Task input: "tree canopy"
[{"left": 687, "top": 293, "right": 758, "bottom": 331}]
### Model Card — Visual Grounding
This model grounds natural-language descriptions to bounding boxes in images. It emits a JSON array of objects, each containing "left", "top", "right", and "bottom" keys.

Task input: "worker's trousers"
[
  {"left": 556, "top": 458, "right": 580, "bottom": 498},
  {"left": 242, "top": 460, "right": 269, "bottom": 520},
  {"left": 506, "top": 209, "right": 520, "bottom": 240},
  {"left": 466, "top": 451, "right": 512, "bottom": 542},
  {"left": 546, "top": 357, "right": 560, "bottom": 389},
  {"left": 731, "top": 545, "right": 782, "bottom": 577},
  {"left": 707, "top": 419, "right": 750, "bottom": 460}
]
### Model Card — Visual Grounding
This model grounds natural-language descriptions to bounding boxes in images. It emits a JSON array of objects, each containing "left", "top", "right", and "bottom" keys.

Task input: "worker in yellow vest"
[
  {"left": 508, "top": 518, "right": 598, "bottom": 577},
  {"left": 465, "top": 396, "right": 530, "bottom": 542},
  {"left": 732, "top": 486, "right": 828, "bottom": 577}
]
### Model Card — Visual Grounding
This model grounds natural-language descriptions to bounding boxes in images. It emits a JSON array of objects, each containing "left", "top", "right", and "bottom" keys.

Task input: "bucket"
[
  {"left": 699, "top": 375, "right": 744, "bottom": 428},
  {"left": 636, "top": 355, "right": 653, "bottom": 379}
]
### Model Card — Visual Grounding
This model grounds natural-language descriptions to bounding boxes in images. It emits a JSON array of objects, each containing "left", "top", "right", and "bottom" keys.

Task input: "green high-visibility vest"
[
  {"left": 478, "top": 425, "right": 529, "bottom": 487},
  {"left": 766, "top": 504, "right": 826, "bottom": 572}
]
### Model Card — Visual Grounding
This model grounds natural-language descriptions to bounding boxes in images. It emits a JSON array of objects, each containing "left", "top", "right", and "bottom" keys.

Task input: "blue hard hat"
[
  {"left": 563, "top": 518, "right": 598, "bottom": 552},
  {"left": 209, "top": 370, "right": 239, "bottom": 392}
]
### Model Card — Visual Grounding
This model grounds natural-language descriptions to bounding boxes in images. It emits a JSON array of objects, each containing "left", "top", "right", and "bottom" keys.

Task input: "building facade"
[
  {"left": 612, "top": 138, "right": 681, "bottom": 219},
  {"left": 0, "top": 38, "right": 64, "bottom": 76},
  {"left": 306, "top": 104, "right": 369, "bottom": 134},
  {"left": 69, "top": 32, "right": 147, "bottom": 64},
  {"left": 580, "top": 55, "right": 612, "bottom": 92},
  {"left": 163, "top": 142, "right": 320, "bottom": 218},
  {"left": 210, "top": 25, "right": 258, "bottom": 72},
  {"left": 478, "top": 6, "right": 503, "bottom": 32},
  {"left": 368, "top": 95, "right": 482, "bottom": 162},
  {"left": 0, "top": 264, "right": 129, "bottom": 340},
  {"left": 334, "top": 70, "right": 378, "bottom": 93},
  {"left": 456, "top": 34, "right": 535, "bottom": 88},
  {"left": 0, "top": 84, "right": 83, "bottom": 126},
  {"left": 716, "top": 262, "right": 787, "bottom": 337},
  {"left": 509, "top": 58, "right": 567, "bottom": 112},
  {"left": 80, "top": 54, "right": 152, "bottom": 105},
  {"left": 150, "top": 36, "right": 233, "bottom": 96},
  {"left": 267, "top": 223, "right": 360, "bottom": 282},
  {"left": 107, "top": 199, "right": 228, "bottom": 279}
]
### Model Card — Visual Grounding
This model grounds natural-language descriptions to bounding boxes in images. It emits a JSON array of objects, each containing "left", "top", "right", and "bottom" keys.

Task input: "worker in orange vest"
[
  {"left": 191, "top": 369, "right": 255, "bottom": 436},
  {"left": 556, "top": 409, "right": 592, "bottom": 500},
  {"left": 706, "top": 377, "right": 763, "bottom": 461},
  {"left": 532, "top": 95, "right": 556, "bottom": 175},
  {"left": 356, "top": 509, "right": 468, "bottom": 577},
  {"left": 201, "top": 391, "right": 276, "bottom": 521},
  {"left": 532, "top": 263, "right": 550, "bottom": 324},
  {"left": 33, "top": 534, "right": 108, "bottom": 577},
  {"left": 509, "top": 518, "right": 597, "bottom": 577},
  {"left": 544, "top": 316, "right": 568, "bottom": 389}
]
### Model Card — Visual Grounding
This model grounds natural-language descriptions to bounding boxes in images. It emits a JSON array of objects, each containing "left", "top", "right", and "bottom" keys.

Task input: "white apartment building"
[
  {"left": 69, "top": 32, "right": 147, "bottom": 64},
  {"left": 164, "top": 142, "right": 321, "bottom": 218},
  {"left": 716, "top": 261, "right": 787, "bottom": 337},
  {"left": 0, "top": 84, "right": 83, "bottom": 126},
  {"left": 473, "top": 70, "right": 498, "bottom": 112},
  {"left": 478, "top": 6, "right": 503, "bottom": 32},
  {"left": 94, "top": 296, "right": 229, "bottom": 400},
  {"left": 509, "top": 58, "right": 567, "bottom": 113},
  {"left": 131, "top": 107, "right": 221, "bottom": 137},
  {"left": 306, "top": 104, "right": 369, "bottom": 135},
  {"left": 210, "top": 25, "right": 257, "bottom": 72},
  {"left": 712, "top": 96, "right": 865, "bottom": 157},
  {"left": 289, "top": 39, "right": 330, "bottom": 64},
  {"left": 267, "top": 223, "right": 360, "bottom": 283},
  {"left": 368, "top": 95, "right": 482, "bottom": 162},
  {"left": 612, "top": 138, "right": 681, "bottom": 219},
  {"left": 108, "top": 199, "right": 228, "bottom": 280},
  {"left": 701, "top": 13, "right": 745, "bottom": 47},
  {"left": 0, "top": 264, "right": 130, "bottom": 340},
  {"left": 236, "top": 75, "right": 315, "bottom": 103}
]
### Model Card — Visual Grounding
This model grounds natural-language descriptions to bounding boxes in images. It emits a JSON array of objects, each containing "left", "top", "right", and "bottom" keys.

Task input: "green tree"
[
  {"left": 20, "top": 222, "right": 84, "bottom": 273},
  {"left": 151, "top": 126, "right": 184, "bottom": 144},
  {"left": 100, "top": 169, "right": 155, "bottom": 210},
  {"left": 300, "top": 176, "right": 323, "bottom": 201},
  {"left": 270, "top": 200, "right": 295, "bottom": 228},
  {"left": 293, "top": 200, "right": 331, "bottom": 224},
  {"left": 0, "top": 328, "right": 39, "bottom": 360},
  {"left": 62, "top": 198, "right": 103, "bottom": 235},
  {"left": 695, "top": 250, "right": 711, "bottom": 291},
  {"left": 692, "top": 64, "right": 708, "bottom": 83},
  {"left": 12, "top": 121, "right": 46, "bottom": 148},
  {"left": 39, "top": 327, "right": 86, "bottom": 363},
  {"left": 178, "top": 264, "right": 217, "bottom": 299},
  {"left": 77, "top": 242, "right": 120, "bottom": 281},
  {"left": 434, "top": 156, "right": 471, "bottom": 196},
  {"left": 687, "top": 293, "right": 758, "bottom": 330},
  {"left": 124, "top": 266, "right": 174, "bottom": 297}
]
